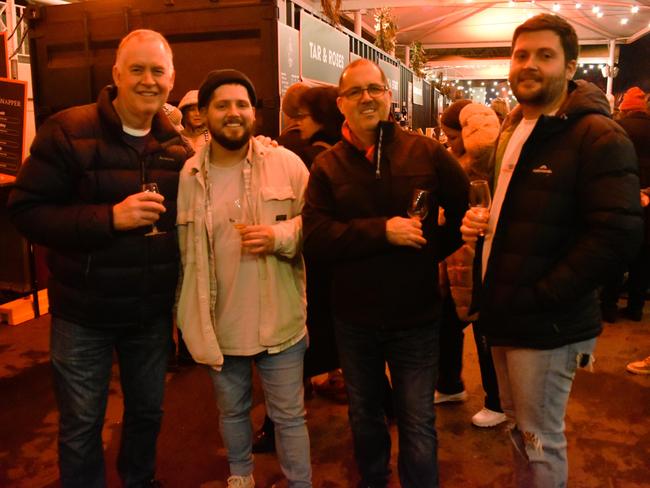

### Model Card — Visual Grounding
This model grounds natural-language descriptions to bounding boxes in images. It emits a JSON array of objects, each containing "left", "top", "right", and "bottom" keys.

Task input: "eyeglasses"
[{"left": 339, "top": 84, "right": 389, "bottom": 100}]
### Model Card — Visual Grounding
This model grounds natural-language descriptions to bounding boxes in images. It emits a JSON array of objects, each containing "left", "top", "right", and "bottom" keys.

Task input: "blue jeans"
[
  {"left": 50, "top": 315, "right": 172, "bottom": 488},
  {"left": 491, "top": 338, "right": 597, "bottom": 488},
  {"left": 209, "top": 337, "right": 311, "bottom": 487},
  {"left": 335, "top": 321, "right": 439, "bottom": 488}
]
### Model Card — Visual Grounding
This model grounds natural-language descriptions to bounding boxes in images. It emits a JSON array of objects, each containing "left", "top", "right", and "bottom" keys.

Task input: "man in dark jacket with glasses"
[{"left": 302, "top": 58, "right": 469, "bottom": 488}]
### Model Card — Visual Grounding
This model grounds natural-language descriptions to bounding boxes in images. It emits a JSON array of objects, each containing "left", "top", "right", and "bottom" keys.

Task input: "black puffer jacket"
[
  {"left": 477, "top": 80, "right": 643, "bottom": 348},
  {"left": 8, "top": 85, "right": 192, "bottom": 327},
  {"left": 618, "top": 111, "right": 650, "bottom": 245}
]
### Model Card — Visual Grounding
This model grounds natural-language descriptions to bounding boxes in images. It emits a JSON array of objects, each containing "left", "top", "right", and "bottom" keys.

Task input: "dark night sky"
[{"left": 616, "top": 34, "right": 650, "bottom": 93}]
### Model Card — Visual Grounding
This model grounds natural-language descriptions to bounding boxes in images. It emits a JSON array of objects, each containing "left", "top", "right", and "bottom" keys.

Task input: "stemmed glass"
[
  {"left": 142, "top": 182, "right": 166, "bottom": 236},
  {"left": 407, "top": 189, "right": 430, "bottom": 220},
  {"left": 469, "top": 180, "right": 491, "bottom": 237}
]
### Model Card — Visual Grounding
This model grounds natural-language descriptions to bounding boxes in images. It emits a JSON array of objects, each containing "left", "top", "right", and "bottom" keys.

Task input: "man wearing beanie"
[
  {"left": 176, "top": 69, "right": 311, "bottom": 488},
  {"left": 302, "top": 58, "right": 469, "bottom": 487},
  {"left": 601, "top": 86, "right": 650, "bottom": 324},
  {"left": 619, "top": 86, "right": 647, "bottom": 113},
  {"left": 461, "top": 15, "right": 642, "bottom": 486}
]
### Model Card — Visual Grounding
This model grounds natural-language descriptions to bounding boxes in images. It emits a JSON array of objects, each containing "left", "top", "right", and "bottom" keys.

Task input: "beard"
[
  {"left": 510, "top": 69, "right": 567, "bottom": 107},
  {"left": 208, "top": 117, "right": 253, "bottom": 150}
]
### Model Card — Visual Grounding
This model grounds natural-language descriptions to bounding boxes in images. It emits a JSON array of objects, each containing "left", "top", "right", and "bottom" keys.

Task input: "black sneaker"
[
  {"left": 601, "top": 305, "right": 618, "bottom": 323},
  {"left": 252, "top": 427, "right": 275, "bottom": 453}
]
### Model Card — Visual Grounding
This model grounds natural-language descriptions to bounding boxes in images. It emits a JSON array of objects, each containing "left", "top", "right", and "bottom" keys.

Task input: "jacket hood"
[
  {"left": 558, "top": 80, "right": 611, "bottom": 119},
  {"left": 503, "top": 80, "right": 611, "bottom": 131}
]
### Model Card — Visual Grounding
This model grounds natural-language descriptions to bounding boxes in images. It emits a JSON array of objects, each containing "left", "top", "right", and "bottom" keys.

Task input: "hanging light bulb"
[
  {"left": 553, "top": 3, "right": 561, "bottom": 12},
  {"left": 631, "top": 5, "right": 639, "bottom": 14},
  {"left": 575, "top": 2, "right": 582, "bottom": 9},
  {"left": 597, "top": 11, "right": 604, "bottom": 18},
  {"left": 592, "top": 5, "right": 600, "bottom": 14},
  {"left": 621, "top": 18, "right": 629, "bottom": 25}
]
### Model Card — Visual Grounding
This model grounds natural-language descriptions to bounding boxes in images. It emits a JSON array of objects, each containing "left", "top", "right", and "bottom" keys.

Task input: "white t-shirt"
[
  {"left": 208, "top": 160, "right": 263, "bottom": 356},
  {"left": 482, "top": 117, "right": 539, "bottom": 279}
]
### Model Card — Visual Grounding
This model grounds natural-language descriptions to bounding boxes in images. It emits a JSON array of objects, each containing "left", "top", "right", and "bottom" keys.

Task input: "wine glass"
[
  {"left": 226, "top": 198, "right": 247, "bottom": 230},
  {"left": 407, "top": 188, "right": 430, "bottom": 221},
  {"left": 469, "top": 180, "right": 491, "bottom": 236},
  {"left": 142, "top": 182, "right": 166, "bottom": 236}
]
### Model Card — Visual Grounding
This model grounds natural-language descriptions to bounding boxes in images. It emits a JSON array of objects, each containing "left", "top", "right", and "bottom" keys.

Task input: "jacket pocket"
[{"left": 260, "top": 186, "right": 296, "bottom": 225}]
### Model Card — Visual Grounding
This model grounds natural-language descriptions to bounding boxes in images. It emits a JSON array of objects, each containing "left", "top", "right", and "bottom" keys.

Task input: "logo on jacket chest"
[{"left": 532, "top": 164, "right": 553, "bottom": 175}]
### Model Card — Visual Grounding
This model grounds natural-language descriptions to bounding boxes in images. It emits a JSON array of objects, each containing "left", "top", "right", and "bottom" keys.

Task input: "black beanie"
[
  {"left": 198, "top": 69, "right": 257, "bottom": 109},
  {"left": 441, "top": 99, "right": 472, "bottom": 131}
]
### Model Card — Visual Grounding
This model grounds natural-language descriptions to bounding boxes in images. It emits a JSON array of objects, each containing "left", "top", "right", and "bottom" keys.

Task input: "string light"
[
  {"left": 621, "top": 18, "right": 629, "bottom": 25},
  {"left": 592, "top": 6, "right": 600, "bottom": 14},
  {"left": 553, "top": 3, "right": 560, "bottom": 12},
  {"left": 597, "top": 11, "right": 604, "bottom": 18},
  {"left": 631, "top": 5, "right": 639, "bottom": 14},
  {"left": 575, "top": 3, "right": 581, "bottom": 9}
]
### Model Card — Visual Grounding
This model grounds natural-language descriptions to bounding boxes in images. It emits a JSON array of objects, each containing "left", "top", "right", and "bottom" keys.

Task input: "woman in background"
[{"left": 436, "top": 100, "right": 506, "bottom": 428}]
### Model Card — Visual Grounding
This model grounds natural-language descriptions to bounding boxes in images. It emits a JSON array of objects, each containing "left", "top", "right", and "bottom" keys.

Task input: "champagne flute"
[
  {"left": 469, "top": 180, "right": 491, "bottom": 237},
  {"left": 142, "top": 182, "right": 166, "bottom": 236},
  {"left": 407, "top": 188, "right": 430, "bottom": 221}
]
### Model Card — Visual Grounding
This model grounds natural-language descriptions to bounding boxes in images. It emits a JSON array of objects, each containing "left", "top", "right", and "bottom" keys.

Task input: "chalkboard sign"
[
  {"left": 0, "top": 79, "right": 27, "bottom": 175},
  {"left": 0, "top": 32, "right": 8, "bottom": 79}
]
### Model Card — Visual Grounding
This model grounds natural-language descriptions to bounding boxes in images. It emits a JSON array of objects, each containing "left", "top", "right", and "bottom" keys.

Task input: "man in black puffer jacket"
[
  {"left": 462, "top": 15, "right": 642, "bottom": 488},
  {"left": 8, "top": 30, "right": 192, "bottom": 487}
]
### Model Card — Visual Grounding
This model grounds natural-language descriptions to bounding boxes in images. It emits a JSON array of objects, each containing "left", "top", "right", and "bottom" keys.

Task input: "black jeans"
[
  {"left": 335, "top": 320, "right": 439, "bottom": 488},
  {"left": 50, "top": 315, "right": 171, "bottom": 488},
  {"left": 437, "top": 295, "right": 502, "bottom": 412}
]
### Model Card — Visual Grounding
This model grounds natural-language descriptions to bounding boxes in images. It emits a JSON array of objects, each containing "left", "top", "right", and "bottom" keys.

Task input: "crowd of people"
[{"left": 6, "top": 12, "right": 648, "bottom": 488}]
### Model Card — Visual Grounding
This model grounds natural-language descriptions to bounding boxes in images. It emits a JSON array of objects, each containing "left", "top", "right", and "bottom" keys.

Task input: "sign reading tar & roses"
[{"left": 300, "top": 12, "right": 348, "bottom": 85}]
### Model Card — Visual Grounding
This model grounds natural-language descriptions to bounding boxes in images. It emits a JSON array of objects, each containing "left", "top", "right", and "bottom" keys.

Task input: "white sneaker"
[
  {"left": 434, "top": 390, "right": 468, "bottom": 404},
  {"left": 471, "top": 408, "right": 507, "bottom": 427},
  {"left": 227, "top": 474, "right": 255, "bottom": 488}
]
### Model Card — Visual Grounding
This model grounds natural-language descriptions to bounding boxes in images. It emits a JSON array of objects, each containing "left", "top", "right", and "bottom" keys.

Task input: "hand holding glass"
[
  {"left": 407, "top": 189, "right": 430, "bottom": 221},
  {"left": 469, "top": 180, "right": 491, "bottom": 237},
  {"left": 141, "top": 182, "right": 166, "bottom": 236}
]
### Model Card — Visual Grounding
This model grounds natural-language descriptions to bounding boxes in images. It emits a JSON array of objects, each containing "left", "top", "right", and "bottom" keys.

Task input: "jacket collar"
[
  {"left": 97, "top": 85, "right": 188, "bottom": 150},
  {"left": 187, "top": 137, "right": 267, "bottom": 177}
]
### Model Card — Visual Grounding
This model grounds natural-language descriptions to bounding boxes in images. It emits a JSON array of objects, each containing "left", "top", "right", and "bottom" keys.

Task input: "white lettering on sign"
[
  {"left": 309, "top": 42, "right": 322, "bottom": 62},
  {"left": 0, "top": 98, "right": 21, "bottom": 107},
  {"left": 327, "top": 49, "right": 345, "bottom": 69},
  {"left": 309, "top": 41, "right": 344, "bottom": 69}
]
